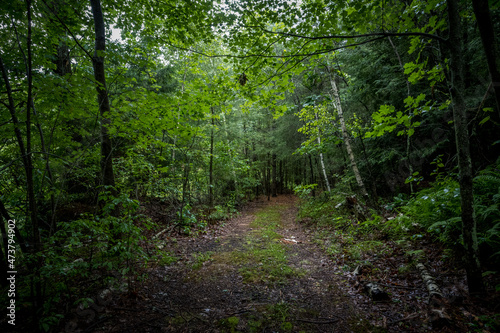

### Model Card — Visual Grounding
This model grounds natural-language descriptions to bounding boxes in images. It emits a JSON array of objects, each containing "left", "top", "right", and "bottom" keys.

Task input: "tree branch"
[{"left": 246, "top": 27, "right": 447, "bottom": 43}]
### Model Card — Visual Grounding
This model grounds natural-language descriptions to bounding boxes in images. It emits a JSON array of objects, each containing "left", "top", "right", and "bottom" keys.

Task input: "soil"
[{"left": 65, "top": 195, "right": 500, "bottom": 333}]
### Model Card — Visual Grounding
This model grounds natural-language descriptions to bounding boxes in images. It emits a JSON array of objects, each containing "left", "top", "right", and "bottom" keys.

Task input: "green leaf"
[{"left": 479, "top": 116, "right": 490, "bottom": 125}]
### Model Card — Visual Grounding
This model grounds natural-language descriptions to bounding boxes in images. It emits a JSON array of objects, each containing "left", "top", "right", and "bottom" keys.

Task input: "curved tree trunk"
[
  {"left": 329, "top": 73, "right": 368, "bottom": 199},
  {"left": 314, "top": 113, "right": 331, "bottom": 192}
]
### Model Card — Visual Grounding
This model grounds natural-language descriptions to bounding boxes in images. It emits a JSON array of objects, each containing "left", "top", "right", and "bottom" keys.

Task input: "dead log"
[{"left": 415, "top": 262, "right": 451, "bottom": 328}]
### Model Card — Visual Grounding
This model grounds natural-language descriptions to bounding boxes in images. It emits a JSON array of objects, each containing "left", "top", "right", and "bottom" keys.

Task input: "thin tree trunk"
[
  {"left": 315, "top": 156, "right": 324, "bottom": 190},
  {"left": 179, "top": 161, "right": 190, "bottom": 222},
  {"left": 222, "top": 113, "right": 238, "bottom": 191},
  {"left": 267, "top": 153, "right": 271, "bottom": 200},
  {"left": 471, "top": 0, "right": 500, "bottom": 117},
  {"left": 278, "top": 160, "right": 283, "bottom": 194},
  {"left": 314, "top": 113, "right": 331, "bottom": 192},
  {"left": 303, "top": 157, "right": 307, "bottom": 185},
  {"left": 447, "top": 0, "right": 484, "bottom": 295},
  {"left": 271, "top": 153, "right": 277, "bottom": 197},
  {"left": 172, "top": 70, "right": 186, "bottom": 168},
  {"left": 90, "top": 0, "right": 115, "bottom": 192},
  {"left": 209, "top": 107, "right": 214, "bottom": 207},
  {"left": 309, "top": 154, "right": 316, "bottom": 197},
  {"left": 388, "top": 36, "right": 414, "bottom": 194},
  {"left": 26, "top": 0, "right": 43, "bottom": 322},
  {"left": 329, "top": 73, "right": 368, "bottom": 199},
  {"left": 12, "top": 11, "right": 58, "bottom": 233},
  {"left": 26, "top": 0, "right": 39, "bottom": 252},
  {"left": 283, "top": 158, "right": 287, "bottom": 193}
]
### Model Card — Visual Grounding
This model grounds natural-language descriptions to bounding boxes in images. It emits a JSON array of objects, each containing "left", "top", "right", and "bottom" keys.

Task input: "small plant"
[
  {"left": 293, "top": 184, "right": 318, "bottom": 199},
  {"left": 191, "top": 251, "right": 213, "bottom": 269},
  {"left": 219, "top": 316, "right": 240, "bottom": 332}
]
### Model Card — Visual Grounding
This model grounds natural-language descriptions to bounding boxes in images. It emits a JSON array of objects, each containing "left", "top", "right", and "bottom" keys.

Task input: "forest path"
[{"left": 98, "top": 195, "right": 369, "bottom": 332}]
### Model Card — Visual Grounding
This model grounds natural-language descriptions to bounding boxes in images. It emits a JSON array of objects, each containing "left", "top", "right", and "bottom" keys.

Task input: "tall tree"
[
  {"left": 328, "top": 69, "right": 368, "bottom": 199},
  {"left": 90, "top": 0, "right": 115, "bottom": 192},
  {"left": 446, "top": 0, "right": 484, "bottom": 294},
  {"left": 471, "top": 0, "right": 500, "bottom": 116}
]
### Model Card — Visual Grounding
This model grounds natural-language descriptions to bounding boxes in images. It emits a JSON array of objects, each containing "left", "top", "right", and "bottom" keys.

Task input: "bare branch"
[{"left": 245, "top": 27, "right": 447, "bottom": 43}]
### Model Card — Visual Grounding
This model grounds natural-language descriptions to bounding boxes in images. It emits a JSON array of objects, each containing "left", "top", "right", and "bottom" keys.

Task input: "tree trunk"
[
  {"left": 309, "top": 154, "right": 316, "bottom": 197},
  {"left": 271, "top": 153, "right": 277, "bottom": 197},
  {"left": 26, "top": 0, "right": 44, "bottom": 322},
  {"left": 90, "top": 0, "right": 115, "bottom": 192},
  {"left": 209, "top": 107, "right": 214, "bottom": 207},
  {"left": 279, "top": 159, "right": 283, "bottom": 194},
  {"left": 303, "top": 157, "right": 307, "bottom": 185},
  {"left": 447, "top": 0, "right": 484, "bottom": 295},
  {"left": 172, "top": 70, "right": 186, "bottom": 171},
  {"left": 314, "top": 113, "right": 331, "bottom": 192},
  {"left": 388, "top": 36, "right": 414, "bottom": 194},
  {"left": 471, "top": 0, "right": 500, "bottom": 117},
  {"left": 54, "top": 42, "right": 72, "bottom": 76},
  {"left": 329, "top": 73, "right": 368, "bottom": 199},
  {"left": 179, "top": 161, "right": 190, "bottom": 222},
  {"left": 267, "top": 153, "right": 271, "bottom": 201},
  {"left": 315, "top": 156, "right": 324, "bottom": 190}
]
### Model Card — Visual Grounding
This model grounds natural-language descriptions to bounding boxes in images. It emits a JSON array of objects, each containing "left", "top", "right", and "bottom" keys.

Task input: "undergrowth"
[
  {"left": 297, "top": 159, "right": 500, "bottom": 283},
  {"left": 2, "top": 189, "right": 174, "bottom": 332}
]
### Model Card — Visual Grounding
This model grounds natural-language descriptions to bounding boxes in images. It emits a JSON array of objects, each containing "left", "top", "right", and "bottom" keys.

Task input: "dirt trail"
[{"left": 94, "top": 196, "right": 368, "bottom": 332}]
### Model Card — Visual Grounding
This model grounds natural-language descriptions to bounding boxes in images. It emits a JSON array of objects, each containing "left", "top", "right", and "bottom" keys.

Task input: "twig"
[
  {"left": 388, "top": 313, "right": 421, "bottom": 326},
  {"left": 297, "top": 318, "right": 339, "bottom": 324},
  {"left": 228, "top": 308, "right": 252, "bottom": 316},
  {"left": 83, "top": 316, "right": 111, "bottom": 332},
  {"left": 367, "top": 282, "right": 419, "bottom": 290}
]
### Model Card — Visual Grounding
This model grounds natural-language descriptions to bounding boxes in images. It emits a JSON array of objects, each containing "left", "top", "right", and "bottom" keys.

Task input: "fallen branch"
[
  {"left": 416, "top": 263, "right": 443, "bottom": 297},
  {"left": 368, "top": 281, "right": 419, "bottom": 290},
  {"left": 415, "top": 262, "right": 451, "bottom": 328},
  {"left": 388, "top": 312, "right": 421, "bottom": 326}
]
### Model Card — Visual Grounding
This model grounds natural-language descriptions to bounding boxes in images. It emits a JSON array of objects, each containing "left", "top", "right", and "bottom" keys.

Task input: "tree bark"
[
  {"left": 471, "top": 0, "right": 500, "bottom": 117},
  {"left": 309, "top": 154, "right": 316, "bottom": 197},
  {"left": 447, "top": 0, "right": 484, "bottom": 294},
  {"left": 267, "top": 153, "right": 271, "bottom": 200},
  {"left": 415, "top": 263, "right": 451, "bottom": 327},
  {"left": 279, "top": 159, "right": 283, "bottom": 194},
  {"left": 329, "top": 73, "right": 368, "bottom": 199},
  {"left": 209, "top": 107, "right": 214, "bottom": 207},
  {"left": 314, "top": 113, "right": 331, "bottom": 192},
  {"left": 271, "top": 153, "right": 277, "bottom": 197},
  {"left": 90, "top": 0, "right": 115, "bottom": 192}
]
